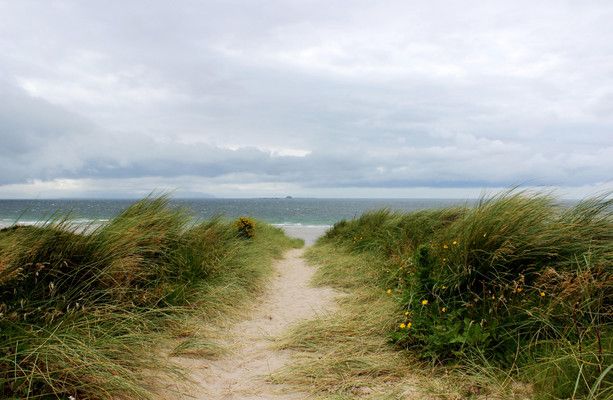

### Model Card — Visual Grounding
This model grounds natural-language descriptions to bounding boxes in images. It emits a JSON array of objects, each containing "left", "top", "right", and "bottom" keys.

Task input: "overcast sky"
[{"left": 0, "top": 1, "right": 611, "bottom": 198}]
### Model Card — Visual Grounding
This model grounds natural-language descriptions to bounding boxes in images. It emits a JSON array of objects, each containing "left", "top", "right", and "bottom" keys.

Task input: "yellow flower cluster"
[
  {"left": 235, "top": 216, "right": 256, "bottom": 238},
  {"left": 399, "top": 322, "right": 412, "bottom": 329},
  {"left": 401, "top": 309, "right": 413, "bottom": 330},
  {"left": 441, "top": 240, "right": 459, "bottom": 249}
]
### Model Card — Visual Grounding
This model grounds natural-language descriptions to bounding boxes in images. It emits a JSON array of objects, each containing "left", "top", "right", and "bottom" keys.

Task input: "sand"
[
  {"left": 161, "top": 227, "right": 336, "bottom": 399},
  {"left": 277, "top": 225, "right": 330, "bottom": 246}
]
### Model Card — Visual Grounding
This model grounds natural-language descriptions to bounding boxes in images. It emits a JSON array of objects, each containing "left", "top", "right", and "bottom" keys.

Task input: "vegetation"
[
  {"left": 273, "top": 244, "right": 471, "bottom": 399},
  {"left": 235, "top": 216, "right": 256, "bottom": 239},
  {"left": 277, "top": 191, "right": 611, "bottom": 399},
  {"left": 0, "top": 196, "right": 301, "bottom": 399}
]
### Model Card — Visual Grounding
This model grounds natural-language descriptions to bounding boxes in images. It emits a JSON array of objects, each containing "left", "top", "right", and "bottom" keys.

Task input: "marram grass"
[
  {"left": 273, "top": 243, "right": 513, "bottom": 399},
  {"left": 0, "top": 196, "right": 302, "bottom": 399},
  {"left": 277, "top": 191, "right": 611, "bottom": 399}
]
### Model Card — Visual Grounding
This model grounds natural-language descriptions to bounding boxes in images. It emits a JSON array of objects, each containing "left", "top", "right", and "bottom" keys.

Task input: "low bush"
[{"left": 235, "top": 216, "right": 256, "bottom": 239}]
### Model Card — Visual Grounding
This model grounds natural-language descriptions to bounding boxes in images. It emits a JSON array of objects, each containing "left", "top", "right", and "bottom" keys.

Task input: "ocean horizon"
[{"left": 0, "top": 198, "right": 477, "bottom": 228}]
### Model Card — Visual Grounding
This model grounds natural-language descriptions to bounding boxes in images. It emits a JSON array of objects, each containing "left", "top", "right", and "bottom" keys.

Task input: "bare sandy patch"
[{"left": 158, "top": 248, "right": 337, "bottom": 399}]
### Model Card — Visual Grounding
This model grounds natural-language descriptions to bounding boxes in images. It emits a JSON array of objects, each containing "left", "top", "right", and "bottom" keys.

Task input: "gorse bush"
[
  {"left": 0, "top": 196, "right": 298, "bottom": 399},
  {"left": 236, "top": 216, "right": 256, "bottom": 239},
  {"left": 321, "top": 191, "right": 612, "bottom": 399}
]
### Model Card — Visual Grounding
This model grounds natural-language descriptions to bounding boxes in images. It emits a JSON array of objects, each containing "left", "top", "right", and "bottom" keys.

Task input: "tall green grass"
[
  {"left": 0, "top": 196, "right": 301, "bottom": 399},
  {"left": 319, "top": 191, "right": 612, "bottom": 399}
]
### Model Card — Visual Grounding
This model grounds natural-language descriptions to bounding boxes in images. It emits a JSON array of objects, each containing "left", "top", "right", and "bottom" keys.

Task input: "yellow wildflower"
[
  {"left": 540, "top": 291, "right": 546, "bottom": 297},
  {"left": 386, "top": 289, "right": 392, "bottom": 295},
  {"left": 407, "top": 322, "right": 412, "bottom": 328},
  {"left": 452, "top": 240, "right": 458, "bottom": 245},
  {"left": 421, "top": 299, "right": 428, "bottom": 306},
  {"left": 404, "top": 311, "right": 409, "bottom": 316},
  {"left": 399, "top": 323, "right": 406, "bottom": 329},
  {"left": 441, "top": 307, "right": 447, "bottom": 313},
  {"left": 443, "top": 244, "right": 448, "bottom": 249}
]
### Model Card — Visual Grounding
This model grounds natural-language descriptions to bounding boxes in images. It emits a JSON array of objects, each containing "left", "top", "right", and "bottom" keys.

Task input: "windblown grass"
[
  {"left": 0, "top": 196, "right": 301, "bottom": 399},
  {"left": 273, "top": 244, "right": 519, "bottom": 399},
  {"left": 277, "top": 191, "right": 611, "bottom": 399}
]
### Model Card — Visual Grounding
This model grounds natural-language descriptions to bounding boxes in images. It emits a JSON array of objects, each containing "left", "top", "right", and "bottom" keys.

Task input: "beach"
[{"left": 277, "top": 224, "right": 330, "bottom": 246}]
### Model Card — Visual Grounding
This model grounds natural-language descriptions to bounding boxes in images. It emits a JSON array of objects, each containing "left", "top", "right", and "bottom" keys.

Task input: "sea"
[{"left": 0, "top": 198, "right": 472, "bottom": 244}]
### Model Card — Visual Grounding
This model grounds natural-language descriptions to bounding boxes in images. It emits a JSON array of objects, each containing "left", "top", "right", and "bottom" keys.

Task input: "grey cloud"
[
  {"left": 0, "top": 81, "right": 92, "bottom": 155},
  {"left": 0, "top": 1, "right": 612, "bottom": 196}
]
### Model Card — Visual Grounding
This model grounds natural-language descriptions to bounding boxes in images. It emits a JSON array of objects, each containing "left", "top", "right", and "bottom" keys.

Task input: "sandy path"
[{"left": 164, "top": 247, "right": 336, "bottom": 399}]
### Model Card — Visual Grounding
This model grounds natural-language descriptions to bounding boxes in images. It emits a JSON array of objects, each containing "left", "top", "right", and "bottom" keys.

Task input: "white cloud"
[{"left": 0, "top": 1, "right": 611, "bottom": 198}]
